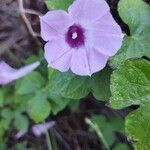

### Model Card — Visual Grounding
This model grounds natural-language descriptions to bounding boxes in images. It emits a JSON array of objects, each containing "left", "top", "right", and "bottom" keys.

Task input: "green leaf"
[
  {"left": 0, "top": 90, "right": 4, "bottom": 107},
  {"left": 114, "top": 143, "right": 130, "bottom": 150},
  {"left": 110, "top": 60, "right": 150, "bottom": 109},
  {"left": 1, "top": 108, "right": 13, "bottom": 120},
  {"left": 110, "top": 0, "right": 150, "bottom": 68},
  {"left": 45, "top": 0, "right": 73, "bottom": 10},
  {"left": 48, "top": 67, "right": 112, "bottom": 100},
  {"left": 48, "top": 68, "right": 90, "bottom": 99},
  {"left": 68, "top": 99, "right": 80, "bottom": 112},
  {"left": 14, "top": 142, "right": 27, "bottom": 150},
  {"left": 110, "top": 60, "right": 150, "bottom": 149},
  {"left": 48, "top": 93, "right": 71, "bottom": 115},
  {"left": 50, "top": 99, "right": 70, "bottom": 115},
  {"left": 91, "top": 115, "right": 124, "bottom": 146},
  {"left": 0, "top": 144, "right": 6, "bottom": 150},
  {"left": 16, "top": 71, "right": 45, "bottom": 95},
  {"left": 90, "top": 67, "right": 112, "bottom": 100},
  {"left": 14, "top": 114, "right": 29, "bottom": 133},
  {"left": 126, "top": 100, "right": 150, "bottom": 150},
  {"left": 28, "top": 92, "right": 51, "bottom": 123},
  {"left": 0, "top": 119, "right": 11, "bottom": 141},
  {"left": 0, "top": 108, "right": 13, "bottom": 140}
]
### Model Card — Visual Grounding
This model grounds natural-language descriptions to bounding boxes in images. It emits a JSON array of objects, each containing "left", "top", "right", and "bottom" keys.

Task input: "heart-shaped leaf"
[
  {"left": 110, "top": 0, "right": 150, "bottom": 68},
  {"left": 110, "top": 59, "right": 150, "bottom": 149}
]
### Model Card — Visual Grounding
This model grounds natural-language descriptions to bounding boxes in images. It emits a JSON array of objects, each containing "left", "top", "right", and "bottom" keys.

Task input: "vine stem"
[
  {"left": 45, "top": 125, "right": 53, "bottom": 150},
  {"left": 85, "top": 118, "right": 110, "bottom": 150}
]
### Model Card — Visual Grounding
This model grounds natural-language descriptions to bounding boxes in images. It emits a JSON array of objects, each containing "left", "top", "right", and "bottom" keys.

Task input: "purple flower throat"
[{"left": 66, "top": 24, "right": 85, "bottom": 48}]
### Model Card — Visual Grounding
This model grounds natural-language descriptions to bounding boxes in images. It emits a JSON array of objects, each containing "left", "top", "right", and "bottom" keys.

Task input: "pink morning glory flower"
[
  {"left": 40, "top": 0, "right": 124, "bottom": 76},
  {"left": 32, "top": 121, "right": 55, "bottom": 137},
  {"left": 0, "top": 61, "right": 40, "bottom": 85}
]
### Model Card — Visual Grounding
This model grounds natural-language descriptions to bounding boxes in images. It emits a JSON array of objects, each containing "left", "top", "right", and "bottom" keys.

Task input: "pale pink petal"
[
  {"left": 68, "top": 0, "right": 109, "bottom": 24},
  {"left": 87, "top": 12, "right": 124, "bottom": 56},
  {"left": 90, "top": 13, "right": 123, "bottom": 34},
  {"left": 0, "top": 76, "right": 12, "bottom": 85},
  {"left": 0, "top": 62, "right": 19, "bottom": 84},
  {"left": 91, "top": 33, "right": 124, "bottom": 56},
  {"left": 0, "top": 62, "right": 16, "bottom": 72},
  {"left": 87, "top": 47, "right": 109, "bottom": 73},
  {"left": 32, "top": 121, "right": 55, "bottom": 137},
  {"left": 71, "top": 48, "right": 91, "bottom": 76},
  {"left": 44, "top": 40, "right": 72, "bottom": 72},
  {"left": 0, "top": 61, "right": 40, "bottom": 85},
  {"left": 15, "top": 131, "right": 25, "bottom": 139},
  {"left": 40, "top": 10, "right": 74, "bottom": 41},
  {"left": 11, "top": 61, "right": 40, "bottom": 80}
]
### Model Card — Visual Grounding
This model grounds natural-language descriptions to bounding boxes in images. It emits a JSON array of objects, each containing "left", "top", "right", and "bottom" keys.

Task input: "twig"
[
  {"left": 4, "top": 49, "right": 21, "bottom": 66},
  {"left": 85, "top": 118, "right": 111, "bottom": 150},
  {"left": 18, "top": 0, "right": 41, "bottom": 37},
  {"left": 52, "top": 128, "right": 71, "bottom": 150},
  {"left": 23, "top": 9, "right": 43, "bottom": 16}
]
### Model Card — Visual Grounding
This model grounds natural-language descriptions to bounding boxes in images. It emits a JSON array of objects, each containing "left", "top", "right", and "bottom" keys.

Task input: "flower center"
[
  {"left": 72, "top": 32, "right": 78, "bottom": 39},
  {"left": 66, "top": 24, "right": 85, "bottom": 48}
]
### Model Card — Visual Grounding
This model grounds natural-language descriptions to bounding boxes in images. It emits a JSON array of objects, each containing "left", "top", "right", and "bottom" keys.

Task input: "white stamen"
[{"left": 72, "top": 32, "right": 78, "bottom": 39}]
